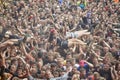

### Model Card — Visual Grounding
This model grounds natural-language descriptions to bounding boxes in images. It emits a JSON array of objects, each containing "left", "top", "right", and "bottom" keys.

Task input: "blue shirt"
[
  {"left": 77, "top": 64, "right": 90, "bottom": 76},
  {"left": 80, "top": 4, "right": 85, "bottom": 10},
  {"left": 58, "top": 0, "right": 63, "bottom": 5}
]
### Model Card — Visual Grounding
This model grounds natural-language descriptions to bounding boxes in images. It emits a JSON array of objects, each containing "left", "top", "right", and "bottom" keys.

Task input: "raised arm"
[
  {"left": 21, "top": 43, "right": 35, "bottom": 61},
  {"left": 84, "top": 60, "right": 94, "bottom": 68},
  {"left": 0, "top": 51, "right": 5, "bottom": 67}
]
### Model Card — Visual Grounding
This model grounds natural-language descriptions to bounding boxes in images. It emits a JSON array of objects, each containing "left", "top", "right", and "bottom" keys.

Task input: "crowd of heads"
[{"left": 0, "top": 0, "right": 120, "bottom": 80}]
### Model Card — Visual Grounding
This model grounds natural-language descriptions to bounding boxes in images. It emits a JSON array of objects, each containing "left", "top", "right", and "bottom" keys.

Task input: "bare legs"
[
  {"left": 68, "top": 38, "right": 86, "bottom": 47},
  {"left": 74, "top": 30, "right": 90, "bottom": 38}
]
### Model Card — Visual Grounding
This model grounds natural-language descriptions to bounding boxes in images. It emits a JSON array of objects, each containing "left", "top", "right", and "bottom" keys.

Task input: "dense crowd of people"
[{"left": 0, "top": 0, "right": 120, "bottom": 80}]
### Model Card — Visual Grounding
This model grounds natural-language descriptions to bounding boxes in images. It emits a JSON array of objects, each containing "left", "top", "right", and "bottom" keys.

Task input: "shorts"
[
  {"left": 61, "top": 40, "right": 68, "bottom": 49},
  {"left": 66, "top": 32, "right": 78, "bottom": 38}
]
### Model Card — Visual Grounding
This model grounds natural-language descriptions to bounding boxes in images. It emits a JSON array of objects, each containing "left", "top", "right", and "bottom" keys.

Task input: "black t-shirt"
[
  {"left": 0, "top": 28, "right": 7, "bottom": 41},
  {"left": 48, "top": 33, "right": 54, "bottom": 42},
  {"left": 9, "top": 35, "right": 20, "bottom": 39},
  {"left": 56, "top": 38, "right": 61, "bottom": 46},
  {"left": 68, "top": 22, "right": 74, "bottom": 30},
  {"left": 67, "top": 72, "right": 74, "bottom": 80},
  {"left": 99, "top": 69, "right": 112, "bottom": 80},
  {"left": 0, "top": 66, "right": 5, "bottom": 76},
  {"left": 82, "top": 17, "right": 88, "bottom": 24},
  {"left": 56, "top": 38, "right": 68, "bottom": 49}
]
